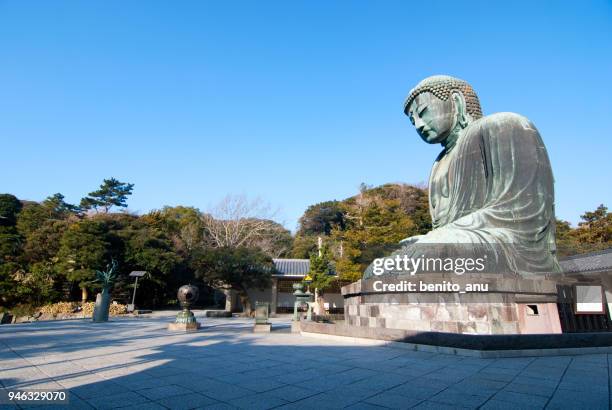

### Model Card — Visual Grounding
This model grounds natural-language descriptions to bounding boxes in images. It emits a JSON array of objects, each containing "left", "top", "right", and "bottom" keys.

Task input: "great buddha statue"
[{"left": 364, "top": 75, "right": 561, "bottom": 278}]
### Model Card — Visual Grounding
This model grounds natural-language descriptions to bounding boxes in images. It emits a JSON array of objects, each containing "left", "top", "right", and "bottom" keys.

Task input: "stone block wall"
[
  {"left": 344, "top": 299, "right": 520, "bottom": 334},
  {"left": 342, "top": 274, "right": 562, "bottom": 335}
]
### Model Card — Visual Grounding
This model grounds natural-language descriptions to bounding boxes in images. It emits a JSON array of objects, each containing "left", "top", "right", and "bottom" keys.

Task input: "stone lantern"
[{"left": 291, "top": 282, "right": 313, "bottom": 332}]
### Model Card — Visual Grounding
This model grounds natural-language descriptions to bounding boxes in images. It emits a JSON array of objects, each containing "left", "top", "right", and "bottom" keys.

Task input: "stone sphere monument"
[
  {"left": 344, "top": 75, "right": 563, "bottom": 335},
  {"left": 178, "top": 284, "right": 199, "bottom": 307},
  {"left": 168, "top": 284, "right": 201, "bottom": 332}
]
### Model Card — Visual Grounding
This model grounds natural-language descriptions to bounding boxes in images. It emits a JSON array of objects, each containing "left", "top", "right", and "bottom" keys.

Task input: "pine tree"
[{"left": 80, "top": 178, "right": 134, "bottom": 213}]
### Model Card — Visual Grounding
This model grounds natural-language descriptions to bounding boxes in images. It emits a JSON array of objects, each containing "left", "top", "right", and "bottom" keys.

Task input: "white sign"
[{"left": 575, "top": 285, "right": 604, "bottom": 314}]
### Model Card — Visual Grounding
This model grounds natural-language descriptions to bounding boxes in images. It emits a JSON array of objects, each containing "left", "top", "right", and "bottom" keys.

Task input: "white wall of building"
[
  {"left": 246, "top": 288, "right": 272, "bottom": 305},
  {"left": 321, "top": 292, "right": 344, "bottom": 309},
  {"left": 238, "top": 283, "right": 344, "bottom": 312}
]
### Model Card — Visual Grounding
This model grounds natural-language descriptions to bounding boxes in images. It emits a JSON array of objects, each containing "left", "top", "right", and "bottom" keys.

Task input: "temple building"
[
  {"left": 226, "top": 258, "right": 345, "bottom": 315},
  {"left": 557, "top": 248, "right": 612, "bottom": 332}
]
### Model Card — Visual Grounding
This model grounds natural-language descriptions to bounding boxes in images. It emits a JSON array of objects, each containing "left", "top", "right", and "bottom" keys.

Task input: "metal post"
[
  {"left": 271, "top": 278, "right": 278, "bottom": 317},
  {"left": 127, "top": 271, "right": 146, "bottom": 314},
  {"left": 293, "top": 300, "right": 300, "bottom": 321},
  {"left": 131, "top": 276, "right": 138, "bottom": 307}
]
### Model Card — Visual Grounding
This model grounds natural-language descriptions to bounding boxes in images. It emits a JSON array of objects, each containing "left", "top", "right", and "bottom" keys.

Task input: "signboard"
[
  {"left": 129, "top": 271, "right": 147, "bottom": 277},
  {"left": 575, "top": 285, "right": 605, "bottom": 314},
  {"left": 255, "top": 302, "right": 269, "bottom": 324}
]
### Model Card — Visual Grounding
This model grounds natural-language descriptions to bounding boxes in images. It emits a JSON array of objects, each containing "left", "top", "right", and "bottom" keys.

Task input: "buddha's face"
[{"left": 406, "top": 92, "right": 455, "bottom": 144}]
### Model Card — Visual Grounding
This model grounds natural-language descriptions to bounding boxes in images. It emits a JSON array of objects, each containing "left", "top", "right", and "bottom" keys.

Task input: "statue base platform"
[
  {"left": 291, "top": 320, "right": 301, "bottom": 333},
  {"left": 342, "top": 273, "right": 563, "bottom": 335},
  {"left": 253, "top": 323, "right": 271, "bottom": 333},
  {"left": 168, "top": 322, "right": 201, "bottom": 332}
]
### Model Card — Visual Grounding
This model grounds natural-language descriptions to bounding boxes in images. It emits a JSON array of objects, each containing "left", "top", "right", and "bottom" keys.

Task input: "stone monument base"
[
  {"left": 168, "top": 322, "right": 201, "bottom": 332},
  {"left": 342, "top": 273, "right": 562, "bottom": 335},
  {"left": 291, "top": 320, "right": 301, "bottom": 333},
  {"left": 253, "top": 323, "right": 271, "bottom": 333}
]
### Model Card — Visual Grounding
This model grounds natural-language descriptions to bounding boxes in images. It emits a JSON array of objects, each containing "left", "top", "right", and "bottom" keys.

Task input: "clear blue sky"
[{"left": 1, "top": 1, "right": 611, "bottom": 231}]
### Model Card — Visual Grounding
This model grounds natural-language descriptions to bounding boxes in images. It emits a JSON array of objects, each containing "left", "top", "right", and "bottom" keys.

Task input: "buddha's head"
[{"left": 404, "top": 75, "right": 482, "bottom": 145}]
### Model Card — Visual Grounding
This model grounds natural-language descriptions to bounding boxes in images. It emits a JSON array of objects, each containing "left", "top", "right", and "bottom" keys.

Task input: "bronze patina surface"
[
  {"left": 169, "top": 284, "right": 201, "bottom": 332},
  {"left": 364, "top": 75, "right": 560, "bottom": 278}
]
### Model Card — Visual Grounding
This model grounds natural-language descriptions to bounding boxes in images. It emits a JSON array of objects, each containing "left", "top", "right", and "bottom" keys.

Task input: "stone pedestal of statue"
[
  {"left": 253, "top": 323, "right": 272, "bottom": 333},
  {"left": 168, "top": 321, "right": 201, "bottom": 332},
  {"left": 291, "top": 320, "right": 301, "bottom": 333},
  {"left": 342, "top": 274, "right": 562, "bottom": 335}
]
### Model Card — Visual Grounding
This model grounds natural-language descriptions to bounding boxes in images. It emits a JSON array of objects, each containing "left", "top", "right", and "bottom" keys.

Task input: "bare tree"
[
  {"left": 199, "top": 195, "right": 291, "bottom": 315},
  {"left": 201, "top": 195, "right": 288, "bottom": 253},
  {"left": 253, "top": 221, "right": 293, "bottom": 258}
]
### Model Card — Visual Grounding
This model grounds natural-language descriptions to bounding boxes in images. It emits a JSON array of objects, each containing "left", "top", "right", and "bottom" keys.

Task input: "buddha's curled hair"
[{"left": 404, "top": 75, "right": 483, "bottom": 119}]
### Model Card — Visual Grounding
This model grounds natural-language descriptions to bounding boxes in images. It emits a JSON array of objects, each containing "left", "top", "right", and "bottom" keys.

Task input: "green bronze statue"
[
  {"left": 92, "top": 259, "right": 119, "bottom": 322},
  {"left": 364, "top": 75, "right": 561, "bottom": 278}
]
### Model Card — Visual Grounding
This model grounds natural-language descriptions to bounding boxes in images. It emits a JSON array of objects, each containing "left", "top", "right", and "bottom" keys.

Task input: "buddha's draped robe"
[{"left": 364, "top": 112, "right": 560, "bottom": 278}]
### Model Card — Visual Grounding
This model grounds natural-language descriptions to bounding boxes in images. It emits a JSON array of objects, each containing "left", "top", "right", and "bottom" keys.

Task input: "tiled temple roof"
[
  {"left": 560, "top": 248, "right": 612, "bottom": 274},
  {"left": 272, "top": 259, "right": 310, "bottom": 276}
]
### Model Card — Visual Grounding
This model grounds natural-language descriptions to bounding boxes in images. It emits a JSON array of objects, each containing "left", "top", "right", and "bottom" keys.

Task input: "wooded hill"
[{"left": 292, "top": 183, "right": 431, "bottom": 282}]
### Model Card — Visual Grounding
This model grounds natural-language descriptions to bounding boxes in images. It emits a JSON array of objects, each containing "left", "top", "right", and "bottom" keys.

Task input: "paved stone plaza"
[{"left": 0, "top": 315, "right": 610, "bottom": 409}]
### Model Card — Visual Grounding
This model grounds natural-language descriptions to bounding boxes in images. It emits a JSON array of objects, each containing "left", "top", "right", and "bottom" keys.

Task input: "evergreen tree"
[
  {"left": 0, "top": 194, "right": 23, "bottom": 306},
  {"left": 80, "top": 178, "right": 134, "bottom": 213},
  {"left": 292, "top": 183, "right": 431, "bottom": 282},
  {"left": 121, "top": 213, "right": 183, "bottom": 306},
  {"left": 297, "top": 201, "right": 345, "bottom": 236},
  {"left": 0, "top": 194, "right": 22, "bottom": 227},
  {"left": 307, "top": 245, "right": 334, "bottom": 294},
  {"left": 576, "top": 204, "right": 611, "bottom": 244},
  {"left": 556, "top": 205, "right": 611, "bottom": 256},
  {"left": 191, "top": 246, "right": 273, "bottom": 316},
  {"left": 57, "top": 219, "right": 111, "bottom": 302}
]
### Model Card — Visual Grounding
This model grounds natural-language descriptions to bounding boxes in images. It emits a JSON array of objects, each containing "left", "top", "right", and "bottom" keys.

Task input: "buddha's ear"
[{"left": 452, "top": 92, "right": 468, "bottom": 127}]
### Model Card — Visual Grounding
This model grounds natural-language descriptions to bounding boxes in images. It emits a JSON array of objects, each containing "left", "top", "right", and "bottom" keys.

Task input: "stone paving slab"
[{"left": 0, "top": 316, "right": 610, "bottom": 409}]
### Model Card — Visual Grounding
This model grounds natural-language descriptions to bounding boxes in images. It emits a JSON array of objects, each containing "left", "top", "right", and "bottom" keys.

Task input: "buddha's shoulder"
[
  {"left": 472, "top": 112, "right": 536, "bottom": 131},
  {"left": 465, "top": 112, "right": 538, "bottom": 140}
]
